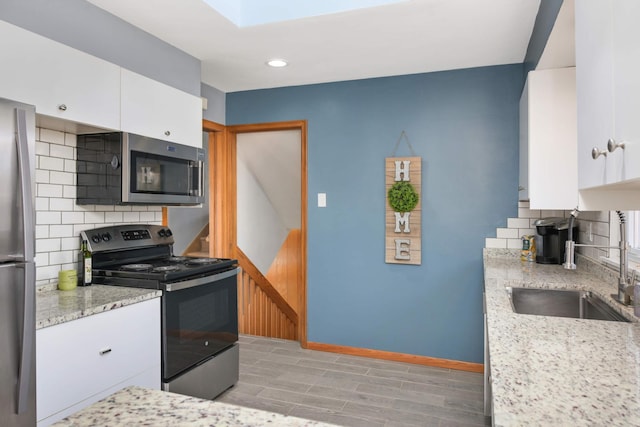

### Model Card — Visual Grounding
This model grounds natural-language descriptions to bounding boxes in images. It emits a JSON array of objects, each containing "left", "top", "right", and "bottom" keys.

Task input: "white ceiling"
[{"left": 86, "top": 0, "right": 541, "bottom": 93}]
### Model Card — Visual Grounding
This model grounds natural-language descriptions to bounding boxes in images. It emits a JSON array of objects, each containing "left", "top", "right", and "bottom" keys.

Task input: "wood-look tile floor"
[{"left": 216, "top": 335, "right": 491, "bottom": 427}]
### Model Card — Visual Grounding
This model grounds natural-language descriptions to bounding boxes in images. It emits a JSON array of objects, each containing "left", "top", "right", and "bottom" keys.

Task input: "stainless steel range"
[{"left": 81, "top": 224, "right": 239, "bottom": 400}]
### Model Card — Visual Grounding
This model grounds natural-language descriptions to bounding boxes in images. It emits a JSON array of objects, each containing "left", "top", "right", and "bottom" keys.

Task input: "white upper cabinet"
[
  {"left": 612, "top": 1, "right": 640, "bottom": 183},
  {"left": 0, "top": 20, "right": 120, "bottom": 130},
  {"left": 0, "top": 20, "right": 202, "bottom": 147},
  {"left": 121, "top": 69, "right": 202, "bottom": 147},
  {"left": 576, "top": 0, "right": 640, "bottom": 191},
  {"left": 520, "top": 68, "right": 577, "bottom": 209}
]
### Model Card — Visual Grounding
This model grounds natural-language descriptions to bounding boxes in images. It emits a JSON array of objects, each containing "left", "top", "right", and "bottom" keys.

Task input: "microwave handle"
[{"left": 190, "top": 160, "right": 204, "bottom": 197}]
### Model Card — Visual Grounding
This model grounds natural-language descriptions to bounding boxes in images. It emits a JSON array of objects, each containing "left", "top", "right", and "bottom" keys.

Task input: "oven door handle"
[{"left": 163, "top": 267, "right": 239, "bottom": 292}]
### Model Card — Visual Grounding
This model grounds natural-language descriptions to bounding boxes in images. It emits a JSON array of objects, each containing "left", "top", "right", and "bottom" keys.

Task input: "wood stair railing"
[{"left": 236, "top": 248, "right": 298, "bottom": 340}]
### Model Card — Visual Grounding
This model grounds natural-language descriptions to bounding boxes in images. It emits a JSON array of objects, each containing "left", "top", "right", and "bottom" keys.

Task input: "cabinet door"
[
  {"left": 575, "top": 0, "right": 614, "bottom": 189},
  {"left": 613, "top": 0, "right": 640, "bottom": 182},
  {"left": 526, "top": 68, "right": 577, "bottom": 209},
  {"left": 519, "top": 79, "right": 529, "bottom": 201},
  {"left": 36, "top": 298, "right": 160, "bottom": 426},
  {"left": 0, "top": 20, "right": 120, "bottom": 129},
  {"left": 120, "top": 69, "right": 202, "bottom": 147}
]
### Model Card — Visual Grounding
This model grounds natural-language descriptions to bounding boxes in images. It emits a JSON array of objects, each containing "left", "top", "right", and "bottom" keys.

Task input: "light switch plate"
[{"left": 317, "top": 193, "right": 327, "bottom": 207}]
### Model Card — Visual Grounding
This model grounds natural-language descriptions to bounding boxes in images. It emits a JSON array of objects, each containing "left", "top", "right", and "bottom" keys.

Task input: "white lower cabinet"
[{"left": 36, "top": 298, "right": 160, "bottom": 427}]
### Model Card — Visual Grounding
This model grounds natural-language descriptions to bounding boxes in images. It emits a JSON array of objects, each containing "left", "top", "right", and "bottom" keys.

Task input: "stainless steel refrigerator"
[{"left": 0, "top": 97, "right": 37, "bottom": 426}]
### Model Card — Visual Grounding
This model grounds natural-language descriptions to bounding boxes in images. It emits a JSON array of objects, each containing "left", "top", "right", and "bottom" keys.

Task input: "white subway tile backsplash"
[
  {"left": 49, "top": 198, "right": 74, "bottom": 212},
  {"left": 140, "top": 211, "right": 156, "bottom": 222},
  {"left": 507, "top": 239, "right": 522, "bottom": 249},
  {"left": 35, "top": 225, "right": 49, "bottom": 239},
  {"left": 36, "top": 197, "right": 49, "bottom": 212},
  {"left": 105, "top": 212, "right": 123, "bottom": 223},
  {"left": 61, "top": 237, "right": 79, "bottom": 251},
  {"left": 496, "top": 228, "right": 519, "bottom": 239},
  {"left": 36, "top": 211, "right": 61, "bottom": 225},
  {"left": 485, "top": 238, "right": 507, "bottom": 249},
  {"left": 49, "top": 250, "right": 75, "bottom": 265},
  {"left": 36, "top": 141, "right": 50, "bottom": 156},
  {"left": 35, "top": 252, "right": 48, "bottom": 266},
  {"left": 39, "top": 156, "right": 65, "bottom": 171},
  {"left": 61, "top": 212, "right": 85, "bottom": 224},
  {"left": 64, "top": 159, "right": 76, "bottom": 173},
  {"left": 34, "top": 127, "right": 163, "bottom": 288},
  {"left": 64, "top": 133, "right": 77, "bottom": 147},
  {"left": 63, "top": 185, "right": 76, "bottom": 199},
  {"left": 37, "top": 183, "right": 63, "bottom": 198},
  {"left": 37, "top": 265, "right": 60, "bottom": 281},
  {"left": 36, "top": 169, "right": 49, "bottom": 183},
  {"left": 49, "top": 171, "right": 74, "bottom": 185},
  {"left": 519, "top": 228, "right": 536, "bottom": 237},
  {"left": 517, "top": 208, "right": 541, "bottom": 219},
  {"left": 36, "top": 238, "right": 61, "bottom": 253},
  {"left": 49, "top": 144, "right": 74, "bottom": 160},
  {"left": 85, "top": 211, "right": 105, "bottom": 223},
  {"left": 39, "top": 129, "right": 65, "bottom": 145},
  {"left": 49, "top": 225, "right": 74, "bottom": 238},
  {"left": 123, "top": 212, "right": 140, "bottom": 222},
  {"left": 507, "top": 218, "right": 530, "bottom": 229}
]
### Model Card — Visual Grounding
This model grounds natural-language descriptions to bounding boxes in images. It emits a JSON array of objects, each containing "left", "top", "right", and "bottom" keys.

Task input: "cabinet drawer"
[{"left": 36, "top": 298, "right": 160, "bottom": 422}]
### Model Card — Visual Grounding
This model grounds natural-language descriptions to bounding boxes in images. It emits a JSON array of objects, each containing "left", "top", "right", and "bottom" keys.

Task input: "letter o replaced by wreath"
[{"left": 387, "top": 181, "right": 419, "bottom": 213}]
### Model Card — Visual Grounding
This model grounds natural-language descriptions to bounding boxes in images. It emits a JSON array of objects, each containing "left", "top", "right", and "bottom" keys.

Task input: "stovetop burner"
[
  {"left": 167, "top": 256, "right": 189, "bottom": 262},
  {"left": 153, "top": 265, "right": 181, "bottom": 272},
  {"left": 121, "top": 263, "right": 154, "bottom": 271},
  {"left": 185, "top": 258, "right": 220, "bottom": 265}
]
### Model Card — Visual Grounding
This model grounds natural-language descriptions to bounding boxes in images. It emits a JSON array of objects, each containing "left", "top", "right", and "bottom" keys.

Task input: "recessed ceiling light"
[{"left": 267, "top": 59, "right": 288, "bottom": 68}]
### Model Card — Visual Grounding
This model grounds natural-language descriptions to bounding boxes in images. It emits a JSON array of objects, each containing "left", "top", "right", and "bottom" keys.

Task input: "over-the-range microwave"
[{"left": 76, "top": 132, "right": 204, "bottom": 206}]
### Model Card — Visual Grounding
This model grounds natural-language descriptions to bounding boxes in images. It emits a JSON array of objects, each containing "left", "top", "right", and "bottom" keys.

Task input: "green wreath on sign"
[{"left": 387, "top": 181, "right": 419, "bottom": 212}]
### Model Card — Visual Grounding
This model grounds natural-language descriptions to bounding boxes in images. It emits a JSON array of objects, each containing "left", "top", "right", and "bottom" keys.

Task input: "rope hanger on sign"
[{"left": 390, "top": 130, "right": 417, "bottom": 157}]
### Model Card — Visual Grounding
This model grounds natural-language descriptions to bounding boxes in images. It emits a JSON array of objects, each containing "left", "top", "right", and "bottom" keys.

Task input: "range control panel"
[
  {"left": 122, "top": 229, "right": 151, "bottom": 241},
  {"left": 80, "top": 224, "right": 174, "bottom": 253}
]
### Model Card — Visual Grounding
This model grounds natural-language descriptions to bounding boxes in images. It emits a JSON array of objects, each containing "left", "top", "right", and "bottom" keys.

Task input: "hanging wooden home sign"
[{"left": 385, "top": 132, "right": 421, "bottom": 265}]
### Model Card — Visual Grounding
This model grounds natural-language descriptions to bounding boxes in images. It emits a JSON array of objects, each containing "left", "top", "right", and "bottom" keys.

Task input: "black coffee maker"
[{"left": 534, "top": 217, "right": 578, "bottom": 264}]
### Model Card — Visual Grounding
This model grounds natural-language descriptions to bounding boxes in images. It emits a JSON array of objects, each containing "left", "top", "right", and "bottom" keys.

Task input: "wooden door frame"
[{"left": 205, "top": 119, "right": 308, "bottom": 346}]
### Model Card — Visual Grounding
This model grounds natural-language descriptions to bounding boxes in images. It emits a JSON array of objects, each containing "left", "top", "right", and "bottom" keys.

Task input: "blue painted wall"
[
  {"left": 523, "top": 0, "right": 564, "bottom": 78},
  {"left": 227, "top": 64, "right": 523, "bottom": 363}
]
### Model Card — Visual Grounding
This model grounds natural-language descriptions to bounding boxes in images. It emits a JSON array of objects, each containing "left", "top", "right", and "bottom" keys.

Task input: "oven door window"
[
  {"left": 163, "top": 273, "right": 238, "bottom": 381},
  {"left": 130, "top": 150, "right": 197, "bottom": 196}
]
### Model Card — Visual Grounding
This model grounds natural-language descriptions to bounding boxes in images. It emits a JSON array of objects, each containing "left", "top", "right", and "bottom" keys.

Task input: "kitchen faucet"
[{"left": 563, "top": 209, "right": 634, "bottom": 306}]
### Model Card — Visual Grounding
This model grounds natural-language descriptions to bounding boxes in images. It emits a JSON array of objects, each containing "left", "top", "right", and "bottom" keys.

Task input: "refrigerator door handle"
[
  {"left": 16, "top": 262, "right": 35, "bottom": 414},
  {"left": 15, "top": 108, "right": 35, "bottom": 260}
]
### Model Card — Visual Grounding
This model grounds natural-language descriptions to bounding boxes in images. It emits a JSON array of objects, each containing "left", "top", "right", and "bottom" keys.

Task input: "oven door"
[
  {"left": 122, "top": 132, "right": 204, "bottom": 205},
  {"left": 162, "top": 268, "right": 238, "bottom": 381}
]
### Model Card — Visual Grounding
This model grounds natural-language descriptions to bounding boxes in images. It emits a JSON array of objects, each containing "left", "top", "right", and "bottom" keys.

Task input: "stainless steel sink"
[{"left": 506, "top": 287, "right": 630, "bottom": 322}]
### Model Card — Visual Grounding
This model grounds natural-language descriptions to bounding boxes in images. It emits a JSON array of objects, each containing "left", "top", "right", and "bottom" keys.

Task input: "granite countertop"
[
  {"left": 52, "top": 385, "right": 337, "bottom": 427},
  {"left": 36, "top": 285, "right": 162, "bottom": 329},
  {"left": 484, "top": 250, "right": 640, "bottom": 427}
]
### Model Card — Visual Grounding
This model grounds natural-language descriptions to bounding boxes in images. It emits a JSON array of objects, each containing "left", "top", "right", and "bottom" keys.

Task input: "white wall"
[
  {"left": 236, "top": 155, "right": 288, "bottom": 273},
  {"left": 34, "top": 128, "right": 162, "bottom": 288}
]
